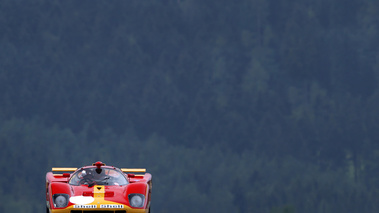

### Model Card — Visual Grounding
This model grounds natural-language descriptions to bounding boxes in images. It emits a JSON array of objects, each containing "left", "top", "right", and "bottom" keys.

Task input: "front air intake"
[{"left": 71, "top": 211, "right": 126, "bottom": 213}]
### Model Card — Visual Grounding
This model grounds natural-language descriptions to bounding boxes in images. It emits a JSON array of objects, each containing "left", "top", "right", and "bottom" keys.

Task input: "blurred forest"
[{"left": 1, "top": 0, "right": 379, "bottom": 212}]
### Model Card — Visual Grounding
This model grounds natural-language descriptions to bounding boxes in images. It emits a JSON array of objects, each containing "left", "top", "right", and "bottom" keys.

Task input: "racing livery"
[{"left": 46, "top": 161, "right": 152, "bottom": 213}]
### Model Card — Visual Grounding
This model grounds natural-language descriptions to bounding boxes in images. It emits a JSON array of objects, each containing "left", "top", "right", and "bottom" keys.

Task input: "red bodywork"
[{"left": 45, "top": 162, "right": 152, "bottom": 213}]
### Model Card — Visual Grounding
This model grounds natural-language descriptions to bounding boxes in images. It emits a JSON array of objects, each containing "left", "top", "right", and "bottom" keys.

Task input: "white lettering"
[
  {"left": 74, "top": 205, "right": 97, "bottom": 208},
  {"left": 100, "top": 204, "right": 124, "bottom": 208}
]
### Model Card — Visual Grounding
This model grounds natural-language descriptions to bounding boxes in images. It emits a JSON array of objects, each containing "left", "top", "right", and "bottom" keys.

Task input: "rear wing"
[
  {"left": 51, "top": 167, "right": 146, "bottom": 173},
  {"left": 121, "top": 168, "right": 146, "bottom": 173},
  {"left": 49, "top": 167, "right": 149, "bottom": 182},
  {"left": 52, "top": 168, "right": 77, "bottom": 172}
]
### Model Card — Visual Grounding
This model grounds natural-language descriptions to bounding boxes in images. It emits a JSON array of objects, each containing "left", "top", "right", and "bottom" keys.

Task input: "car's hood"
[{"left": 69, "top": 184, "right": 129, "bottom": 206}]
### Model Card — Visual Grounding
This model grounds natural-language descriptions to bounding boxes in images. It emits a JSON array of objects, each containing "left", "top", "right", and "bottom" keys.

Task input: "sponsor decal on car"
[
  {"left": 74, "top": 205, "right": 97, "bottom": 208},
  {"left": 100, "top": 204, "right": 124, "bottom": 208}
]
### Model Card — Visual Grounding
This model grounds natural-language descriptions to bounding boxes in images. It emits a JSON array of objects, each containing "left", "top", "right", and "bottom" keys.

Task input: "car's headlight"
[
  {"left": 128, "top": 194, "right": 145, "bottom": 208},
  {"left": 53, "top": 194, "right": 69, "bottom": 208}
]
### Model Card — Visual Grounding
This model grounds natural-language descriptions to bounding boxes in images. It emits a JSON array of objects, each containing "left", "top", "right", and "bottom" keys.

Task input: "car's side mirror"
[
  {"left": 127, "top": 173, "right": 135, "bottom": 178},
  {"left": 63, "top": 173, "right": 70, "bottom": 177}
]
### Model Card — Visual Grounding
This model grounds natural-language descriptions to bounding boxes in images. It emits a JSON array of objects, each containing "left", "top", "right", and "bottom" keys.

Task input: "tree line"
[{"left": 1, "top": 0, "right": 379, "bottom": 212}]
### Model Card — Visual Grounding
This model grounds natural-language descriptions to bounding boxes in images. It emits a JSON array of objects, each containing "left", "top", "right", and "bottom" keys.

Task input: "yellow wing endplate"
[
  {"left": 121, "top": 168, "right": 146, "bottom": 173},
  {"left": 52, "top": 167, "right": 78, "bottom": 172}
]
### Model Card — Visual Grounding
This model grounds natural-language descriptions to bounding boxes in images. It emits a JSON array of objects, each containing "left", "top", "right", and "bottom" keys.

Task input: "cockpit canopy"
[{"left": 69, "top": 167, "right": 128, "bottom": 186}]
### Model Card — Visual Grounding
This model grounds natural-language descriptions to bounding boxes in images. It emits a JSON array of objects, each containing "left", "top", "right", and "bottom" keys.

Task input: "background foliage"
[{"left": 1, "top": 0, "right": 379, "bottom": 212}]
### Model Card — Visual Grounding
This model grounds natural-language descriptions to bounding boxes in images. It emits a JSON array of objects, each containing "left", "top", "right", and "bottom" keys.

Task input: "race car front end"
[
  {"left": 46, "top": 162, "right": 152, "bottom": 213},
  {"left": 48, "top": 184, "right": 150, "bottom": 213}
]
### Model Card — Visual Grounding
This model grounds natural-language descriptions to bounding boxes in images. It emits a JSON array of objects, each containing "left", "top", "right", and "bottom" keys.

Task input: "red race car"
[{"left": 46, "top": 161, "right": 152, "bottom": 213}]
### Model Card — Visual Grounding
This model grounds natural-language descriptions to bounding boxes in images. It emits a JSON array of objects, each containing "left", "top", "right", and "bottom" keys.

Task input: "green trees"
[{"left": 1, "top": 0, "right": 379, "bottom": 212}]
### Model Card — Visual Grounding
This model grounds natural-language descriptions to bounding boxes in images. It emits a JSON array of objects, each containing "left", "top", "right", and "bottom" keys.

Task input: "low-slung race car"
[{"left": 46, "top": 161, "right": 152, "bottom": 213}]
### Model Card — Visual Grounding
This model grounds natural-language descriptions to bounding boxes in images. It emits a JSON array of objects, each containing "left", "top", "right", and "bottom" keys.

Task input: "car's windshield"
[{"left": 69, "top": 168, "right": 128, "bottom": 186}]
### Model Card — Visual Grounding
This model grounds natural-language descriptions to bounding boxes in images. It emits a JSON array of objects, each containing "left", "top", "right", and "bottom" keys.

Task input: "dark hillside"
[{"left": 1, "top": 0, "right": 379, "bottom": 212}]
